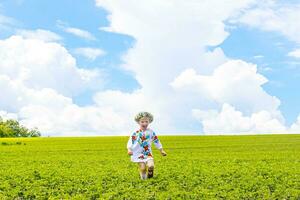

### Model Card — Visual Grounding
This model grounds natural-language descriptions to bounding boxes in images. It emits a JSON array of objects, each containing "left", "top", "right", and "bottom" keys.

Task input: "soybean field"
[{"left": 0, "top": 134, "right": 299, "bottom": 199}]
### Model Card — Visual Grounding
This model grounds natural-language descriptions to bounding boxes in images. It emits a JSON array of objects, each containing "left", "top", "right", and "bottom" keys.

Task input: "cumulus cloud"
[
  {"left": 95, "top": 0, "right": 263, "bottom": 133},
  {"left": 290, "top": 116, "right": 300, "bottom": 133},
  {"left": 193, "top": 103, "right": 300, "bottom": 135},
  {"left": 169, "top": 59, "right": 293, "bottom": 134},
  {"left": 0, "top": 35, "right": 120, "bottom": 136},
  {"left": 73, "top": 47, "right": 106, "bottom": 60},
  {"left": 0, "top": 69, "right": 138, "bottom": 136},
  {"left": 170, "top": 60, "right": 281, "bottom": 115},
  {"left": 95, "top": 0, "right": 300, "bottom": 135},
  {"left": 192, "top": 103, "right": 287, "bottom": 135},
  {"left": 1, "top": 0, "right": 300, "bottom": 136},
  {"left": 19, "top": 102, "right": 128, "bottom": 136},
  {"left": 236, "top": 2, "right": 300, "bottom": 44},
  {"left": 0, "top": 110, "right": 18, "bottom": 121},
  {"left": 0, "top": 35, "right": 103, "bottom": 97}
]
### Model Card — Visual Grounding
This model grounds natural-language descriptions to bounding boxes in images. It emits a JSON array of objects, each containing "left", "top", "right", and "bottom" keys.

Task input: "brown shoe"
[{"left": 147, "top": 169, "right": 154, "bottom": 178}]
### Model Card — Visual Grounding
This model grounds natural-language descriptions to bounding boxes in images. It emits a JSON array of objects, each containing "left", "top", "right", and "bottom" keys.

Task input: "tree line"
[{"left": 0, "top": 117, "right": 41, "bottom": 138}]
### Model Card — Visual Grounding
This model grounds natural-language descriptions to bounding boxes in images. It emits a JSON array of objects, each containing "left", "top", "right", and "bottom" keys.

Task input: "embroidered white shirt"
[{"left": 127, "top": 128, "right": 162, "bottom": 162}]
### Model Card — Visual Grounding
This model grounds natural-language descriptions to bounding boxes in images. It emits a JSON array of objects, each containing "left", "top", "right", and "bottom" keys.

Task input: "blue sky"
[
  {"left": 1, "top": 0, "right": 139, "bottom": 94},
  {"left": 1, "top": 0, "right": 300, "bottom": 135},
  {"left": 220, "top": 26, "right": 300, "bottom": 125}
]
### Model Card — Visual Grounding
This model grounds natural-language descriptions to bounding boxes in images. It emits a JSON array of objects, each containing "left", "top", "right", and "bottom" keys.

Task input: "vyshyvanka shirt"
[{"left": 127, "top": 128, "right": 163, "bottom": 162}]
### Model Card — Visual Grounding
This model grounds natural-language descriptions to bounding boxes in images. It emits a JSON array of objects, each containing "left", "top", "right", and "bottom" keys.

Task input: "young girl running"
[{"left": 127, "top": 111, "right": 167, "bottom": 180}]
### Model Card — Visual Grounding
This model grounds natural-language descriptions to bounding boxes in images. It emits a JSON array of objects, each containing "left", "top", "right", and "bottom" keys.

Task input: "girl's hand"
[
  {"left": 128, "top": 150, "right": 133, "bottom": 155},
  {"left": 160, "top": 149, "right": 167, "bottom": 156}
]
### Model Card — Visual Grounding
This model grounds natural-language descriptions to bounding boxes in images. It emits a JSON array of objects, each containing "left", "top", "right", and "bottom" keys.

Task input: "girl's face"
[{"left": 139, "top": 117, "right": 150, "bottom": 130}]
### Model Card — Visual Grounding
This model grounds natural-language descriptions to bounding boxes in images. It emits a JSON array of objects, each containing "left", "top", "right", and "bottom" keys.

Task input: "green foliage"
[
  {"left": 0, "top": 135, "right": 299, "bottom": 199},
  {"left": 0, "top": 116, "right": 41, "bottom": 138},
  {"left": 1, "top": 141, "right": 25, "bottom": 146}
]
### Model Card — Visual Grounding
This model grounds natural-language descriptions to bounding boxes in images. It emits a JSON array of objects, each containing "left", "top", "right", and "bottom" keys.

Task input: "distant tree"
[{"left": 0, "top": 117, "right": 41, "bottom": 138}]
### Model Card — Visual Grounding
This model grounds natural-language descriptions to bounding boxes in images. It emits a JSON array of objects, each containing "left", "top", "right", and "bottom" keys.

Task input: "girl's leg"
[
  {"left": 138, "top": 162, "right": 147, "bottom": 180},
  {"left": 146, "top": 159, "right": 154, "bottom": 178}
]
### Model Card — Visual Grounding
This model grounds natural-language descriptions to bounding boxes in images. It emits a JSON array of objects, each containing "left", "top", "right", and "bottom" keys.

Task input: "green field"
[{"left": 0, "top": 134, "right": 299, "bottom": 199}]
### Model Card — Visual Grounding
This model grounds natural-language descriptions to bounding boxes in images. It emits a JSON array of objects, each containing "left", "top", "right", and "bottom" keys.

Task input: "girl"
[{"left": 127, "top": 111, "right": 167, "bottom": 180}]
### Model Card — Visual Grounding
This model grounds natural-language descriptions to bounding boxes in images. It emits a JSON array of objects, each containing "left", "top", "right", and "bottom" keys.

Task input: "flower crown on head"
[{"left": 134, "top": 111, "right": 154, "bottom": 123}]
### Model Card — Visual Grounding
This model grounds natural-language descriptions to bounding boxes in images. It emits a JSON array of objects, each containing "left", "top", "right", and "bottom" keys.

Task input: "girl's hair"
[{"left": 134, "top": 111, "right": 154, "bottom": 123}]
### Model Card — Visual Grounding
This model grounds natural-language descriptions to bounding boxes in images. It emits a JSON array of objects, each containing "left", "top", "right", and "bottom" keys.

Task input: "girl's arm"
[
  {"left": 127, "top": 132, "right": 136, "bottom": 155},
  {"left": 151, "top": 131, "right": 167, "bottom": 156},
  {"left": 127, "top": 134, "right": 132, "bottom": 150},
  {"left": 151, "top": 131, "right": 163, "bottom": 150},
  {"left": 127, "top": 135, "right": 132, "bottom": 155}
]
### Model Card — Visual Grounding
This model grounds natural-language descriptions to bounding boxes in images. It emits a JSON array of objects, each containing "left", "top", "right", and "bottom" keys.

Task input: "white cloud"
[
  {"left": 97, "top": 0, "right": 255, "bottom": 84},
  {"left": 64, "top": 27, "right": 96, "bottom": 41},
  {"left": 17, "top": 86, "right": 157, "bottom": 136},
  {"left": 0, "top": 35, "right": 103, "bottom": 97},
  {"left": 1, "top": 0, "right": 300, "bottom": 136},
  {"left": 170, "top": 60, "right": 280, "bottom": 115},
  {"left": 93, "top": 89, "right": 174, "bottom": 134},
  {"left": 19, "top": 102, "right": 128, "bottom": 136},
  {"left": 0, "top": 14, "right": 13, "bottom": 24},
  {"left": 57, "top": 20, "right": 96, "bottom": 41},
  {"left": 0, "top": 72, "right": 73, "bottom": 113},
  {"left": 236, "top": 2, "right": 300, "bottom": 44},
  {"left": 0, "top": 110, "right": 18, "bottom": 121},
  {"left": 95, "top": 0, "right": 300, "bottom": 135},
  {"left": 73, "top": 47, "right": 106, "bottom": 60},
  {"left": 290, "top": 116, "right": 300, "bottom": 133},
  {"left": 0, "top": 34, "right": 125, "bottom": 136},
  {"left": 0, "top": 12, "right": 19, "bottom": 32},
  {"left": 253, "top": 55, "right": 264, "bottom": 59},
  {"left": 288, "top": 49, "right": 300, "bottom": 59},
  {"left": 96, "top": 0, "right": 289, "bottom": 134},
  {"left": 0, "top": 70, "right": 135, "bottom": 136},
  {"left": 0, "top": 32, "right": 164, "bottom": 136},
  {"left": 16, "top": 29, "right": 62, "bottom": 42},
  {"left": 192, "top": 103, "right": 287, "bottom": 135}
]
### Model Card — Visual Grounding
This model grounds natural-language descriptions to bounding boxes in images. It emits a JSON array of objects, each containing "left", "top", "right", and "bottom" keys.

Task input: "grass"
[{"left": 0, "top": 134, "right": 299, "bottom": 199}]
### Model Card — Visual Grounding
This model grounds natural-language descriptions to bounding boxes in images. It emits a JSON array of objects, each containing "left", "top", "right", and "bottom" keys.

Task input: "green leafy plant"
[
  {"left": 0, "top": 135, "right": 299, "bottom": 199},
  {"left": 0, "top": 116, "right": 41, "bottom": 138}
]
